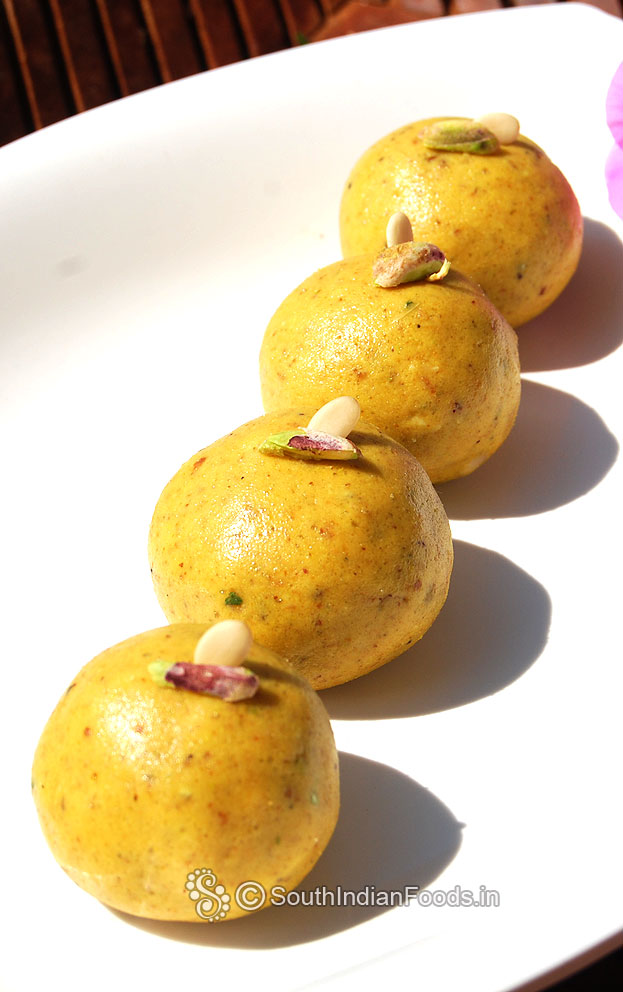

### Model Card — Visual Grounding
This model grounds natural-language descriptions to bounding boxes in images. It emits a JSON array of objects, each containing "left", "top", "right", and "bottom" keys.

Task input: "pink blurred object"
[{"left": 605, "top": 62, "right": 623, "bottom": 219}]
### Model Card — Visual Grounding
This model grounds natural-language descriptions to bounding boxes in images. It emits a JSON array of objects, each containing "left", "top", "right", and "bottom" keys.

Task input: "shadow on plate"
[
  {"left": 113, "top": 752, "right": 462, "bottom": 947},
  {"left": 519, "top": 218, "right": 623, "bottom": 373},
  {"left": 436, "top": 380, "right": 618, "bottom": 520},
  {"left": 321, "top": 540, "right": 551, "bottom": 721}
]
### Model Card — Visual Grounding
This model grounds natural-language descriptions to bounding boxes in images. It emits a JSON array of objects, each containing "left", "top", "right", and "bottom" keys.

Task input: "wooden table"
[{"left": 1, "top": 0, "right": 622, "bottom": 146}]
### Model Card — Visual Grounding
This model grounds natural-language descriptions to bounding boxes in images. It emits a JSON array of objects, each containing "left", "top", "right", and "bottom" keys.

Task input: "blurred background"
[{"left": 1, "top": 0, "right": 621, "bottom": 147}]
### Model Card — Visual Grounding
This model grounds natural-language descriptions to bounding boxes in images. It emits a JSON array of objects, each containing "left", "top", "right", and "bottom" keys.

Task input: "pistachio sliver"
[
  {"left": 420, "top": 119, "right": 499, "bottom": 154},
  {"left": 148, "top": 659, "right": 259, "bottom": 701},
  {"left": 148, "top": 659, "right": 173, "bottom": 688},
  {"left": 373, "top": 242, "right": 449, "bottom": 288},
  {"left": 259, "top": 429, "right": 361, "bottom": 461},
  {"left": 427, "top": 256, "right": 452, "bottom": 282}
]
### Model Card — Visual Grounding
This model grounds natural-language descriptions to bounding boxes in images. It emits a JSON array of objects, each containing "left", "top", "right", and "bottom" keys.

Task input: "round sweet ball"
[
  {"left": 339, "top": 115, "right": 583, "bottom": 327},
  {"left": 148, "top": 405, "right": 454, "bottom": 689},
  {"left": 259, "top": 251, "right": 521, "bottom": 484},
  {"left": 32, "top": 621, "right": 339, "bottom": 921}
]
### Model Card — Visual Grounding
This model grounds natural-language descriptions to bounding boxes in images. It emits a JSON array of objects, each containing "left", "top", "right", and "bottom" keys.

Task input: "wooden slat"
[
  {"left": 3, "top": 0, "right": 41, "bottom": 128},
  {"left": 93, "top": 0, "right": 131, "bottom": 96},
  {"left": 3, "top": 0, "right": 75, "bottom": 130},
  {"left": 137, "top": 0, "right": 170, "bottom": 80},
  {"left": 96, "top": 0, "right": 160, "bottom": 93},
  {"left": 0, "top": 0, "right": 33, "bottom": 143},
  {"left": 278, "top": 0, "right": 323, "bottom": 44},
  {"left": 231, "top": 0, "right": 290, "bottom": 57},
  {"left": 46, "top": 0, "right": 81, "bottom": 112},
  {"left": 190, "top": 0, "right": 248, "bottom": 68},
  {"left": 138, "top": 0, "right": 205, "bottom": 82}
]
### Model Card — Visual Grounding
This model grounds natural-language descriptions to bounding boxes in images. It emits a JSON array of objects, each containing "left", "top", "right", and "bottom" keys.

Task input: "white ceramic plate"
[{"left": 2, "top": 4, "right": 622, "bottom": 990}]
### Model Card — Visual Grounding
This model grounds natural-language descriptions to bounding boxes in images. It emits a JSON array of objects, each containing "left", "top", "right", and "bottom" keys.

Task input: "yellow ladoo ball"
[
  {"left": 148, "top": 402, "right": 453, "bottom": 688},
  {"left": 339, "top": 115, "right": 583, "bottom": 326},
  {"left": 260, "top": 250, "right": 521, "bottom": 483},
  {"left": 32, "top": 622, "right": 339, "bottom": 921}
]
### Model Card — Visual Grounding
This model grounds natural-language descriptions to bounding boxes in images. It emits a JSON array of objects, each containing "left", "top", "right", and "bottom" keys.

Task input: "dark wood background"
[
  {"left": 1, "top": 0, "right": 622, "bottom": 146},
  {"left": 1, "top": 4, "right": 622, "bottom": 985}
]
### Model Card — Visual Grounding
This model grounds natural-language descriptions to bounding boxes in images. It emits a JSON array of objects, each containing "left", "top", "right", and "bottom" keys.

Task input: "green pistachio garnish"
[
  {"left": 259, "top": 429, "right": 361, "bottom": 461},
  {"left": 420, "top": 119, "right": 499, "bottom": 154},
  {"left": 373, "top": 242, "right": 450, "bottom": 288},
  {"left": 148, "top": 659, "right": 172, "bottom": 688},
  {"left": 148, "top": 659, "right": 259, "bottom": 701}
]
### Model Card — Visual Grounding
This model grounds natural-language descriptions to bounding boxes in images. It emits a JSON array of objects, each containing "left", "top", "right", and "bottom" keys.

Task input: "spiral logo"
[
  {"left": 185, "top": 868, "right": 231, "bottom": 921},
  {"left": 235, "top": 880, "right": 267, "bottom": 911}
]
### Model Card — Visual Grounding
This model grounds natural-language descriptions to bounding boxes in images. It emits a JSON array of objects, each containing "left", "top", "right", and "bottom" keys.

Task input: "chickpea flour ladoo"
[
  {"left": 260, "top": 227, "right": 521, "bottom": 483},
  {"left": 148, "top": 398, "right": 454, "bottom": 689},
  {"left": 339, "top": 113, "right": 583, "bottom": 327},
  {"left": 32, "top": 621, "right": 339, "bottom": 922}
]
